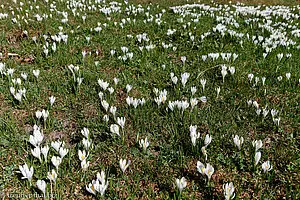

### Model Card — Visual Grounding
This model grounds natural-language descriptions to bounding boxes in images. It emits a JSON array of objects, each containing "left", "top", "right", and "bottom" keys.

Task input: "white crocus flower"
[
  {"left": 252, "top": 101, "right": 259, "bottom": 109},
  {"left": 175, "top": 177, "right": 187, "bottom": 193},
  {"left": 216, "top": 87, "right": 221, "bottom": 98},
  {"left": 101, "top": 100, "right": 109, "bottom": 112},
  {"left": 98, "top": 92, "right": 104, "bottom": 100},
  {"left": 181, "top": 72, "right": 190, "bottom": 87},
  {"left": 277, "top": 76, "right": 282, "bottom": 81},
  {"left": 181, "top": 56, "right": 186, "bottom": 64},
  {"left": 155, "top": 90, "right": 168, "bottom": 105},
  {"left": 14, "top": 92, "right": 22, "bottom": 102},
  {"left": 190, "top": 125, "right": 200, "bottom": 146},
  {"left": 119, "top": 159, "right": 131, "bottom": 173},
  {"left": 191, "top": 86, "right": 197, "bottom": 95},
  {"left": 200, "top": 79, "right": 206, "bottom": 91},
  {"left": 107, "top": 87, "right": 114, "bottom": 94},
  {"left": 113, "top": 77, "right": 119, "bottom": 85},
  {"left": 223, "top": 182, "right": 235, "bottom": 200},
  {"left": 255, "top": 152, "right": 261, "bottom": 166},
  {"left": 20, "top": 88, "right": 26, "bottom": 99},
  {"left": 47, "top": 169, "right": 57, "bottom": 183},
  {"left": 81, "top": 127, "right": 89, "bottom": 139},
  {"left": 262, "top": 161, "right": 272, "bottom": 173},
  {"left": 19, "top": 163, "right": 34, "bottom": 184},
  {"left": 82, "top": 51, "right": 87, "bottom": 58},
  {"left": 190, "top": 98, "right": 198, "bottom": 110},
  {"left": 204, "top": 134, "right": 212, "bottom": 147},
  {"left": 262, "top": 77, "right": 266, "bottom": 86},
  {"left": 86, "top": 180, "right": 97, "bottom": 195},
  {"left": 168, "top": 101, "right": 175, "bottom": 111},
  {"left": 117, "top": 117, "right": 126, "bottom": 129},
  {"left": 190, "top": 131, "right": 200, "bottom": 146},
  {"left": 126, "top": 84, "right": 132, "bottom": 93},
  {"left": 255, "top": 77, "right": 260, "bottom": 86},
  {"left": 0, "top": 63, "right": 5, "bottom": 74},
  {"left": 248, "top": 73, "right": 254, "bottom": 82},
  {"left": 7, "top": 68, "right": 15, "bottom": 76},
  {"left": 82, "top": 138, "right": 92, "bottom": 151},
  {"left": 10, "top": 87, "right": 15, "bottom": 96},
  {"left": 59, "top": 147, "right": 69, "bottom": 158},
  {"left": 36, "top": 110, "right": 42, "bottom": 120},
  {"left": 36, "top": 180, "right": 46, "bottom": 196},
  {"left": 256, "top": 109, "right": 261, "bottom": 116},
  {"left": 233, "top": 135, "right": 244, "bottom": 150},
  {"left": 78, "top": 150, "right": 88, "bottom": 161},
  {"left": 273, "top": 117, "right": 280, "bottom": 126},
  {"left": 33, "top": 69, "right": 40, "bottom": 79},
  {"left": 252, "top": 140, "right": 263, "bottom": 152},
  {"left": 21, "top": 72, "right": 28, "bottom": 80},
  {"left": 81, "top": 159, "right": 90, "bottom": 171},
  {"left": 42, "top": 109, "right": 49, "bottom": 121},
  {"left": 51, "top": 156, "right": 62, "bottom": 171},
  {"left": 95, "top": 179, "right": 109, "bottom": 196},
  {"left": 139, "top": 137, "right": 150, "bottom": 151},
  {"left": 31, "top": 146, "right": 42, "bottom": 162},
  {"left": 41, "top": 145, "right": 49, "bottom": 162},
  {"left": 98, "top": 79, "right": 109, "bottom": 91},
  {"left": 110, "top": 124, "right": 120, "bottom": 136},
  {"left": 95, "top": 171, "right": 109, "bottom": 196},
  {"left": 97, "top": 171, "right": 106, "bottom": 184},
  {"left": 171, "top": 76, "right": 178, "bottom": 84},
  {"left": 29, "top": 127, "right": 44, "bottom": 147},
  {"left": 271, "top": 109, "right": 278, "bottom": 118},
  {"left": 126, "top": 96, "right": 132, "bottom": 106},
  {"left": 103, "top": 115, "right": 109, "bottom": 123},
  {"left": 277, "top": 53, "right": 283, "bottom": 61},
  {"left": 197, "top": 161, "right": 206, "bottom": 175},
  {"left": 262, "top": 108, "right": 269, "bottom": 118},
  {"left": 77, "top": 77, "right": 83, "bottom": 86},
  {"left": 229, "top": 67, "right": 235, "bottom": 75},
  {"left": 49, "top": 96, "right": 56, "bottom": 106},
  {"left": 204, "top": 163, "right": 214, "bottom": 181},
  {"left": 189, "top": 125, "right": 197, "bottom": 134},
  {"left": 198, "top": 96, "right": 206, "bottom": 103},
  {"left": 221, "top": 66, "right": 228, "bottom": 82},
  {"left": 51, "top": 141, "right": 62, "bottom": 152}
]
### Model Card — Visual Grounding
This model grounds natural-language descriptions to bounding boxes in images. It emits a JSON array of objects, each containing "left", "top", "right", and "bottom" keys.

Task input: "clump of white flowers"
[
  {"left": 233, "top": 135, "right": 244, "bottom": 150},
  {"left": 154, "top": 89, "right": 167, "bottom": 106},
  {"left": 86, "top": 170, "right": 109, "bottom": 197},
  {"left": 197, "top": 161, "right": 215, "bottom": 182},
  {"left": 68, "top": 64, "right": 83, "bottom": 93},
  {"left": 189, "top": 125, "right": 200, "bottom": 147},
  {"left": 19, "top": 163, "right": 34, "bottom": 185},
  {"left": 78, "top": 128, "right": 92, "bottom": 170}
]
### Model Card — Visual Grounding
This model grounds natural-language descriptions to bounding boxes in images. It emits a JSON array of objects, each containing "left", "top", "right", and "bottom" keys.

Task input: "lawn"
[{"left": 0, "top": 0, "right": 299, "bottom": 199}]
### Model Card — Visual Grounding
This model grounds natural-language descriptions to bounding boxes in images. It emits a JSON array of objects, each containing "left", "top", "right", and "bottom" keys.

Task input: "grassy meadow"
[{"left": 0, "top": 0, "right": 299, "bottom": 199}]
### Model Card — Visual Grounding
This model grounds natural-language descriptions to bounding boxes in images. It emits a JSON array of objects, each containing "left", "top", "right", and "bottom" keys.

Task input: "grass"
[
  {"left": 131, "top": 0, "right": 300, "bottom": 6},
  {"left": 0, "top": 0, "right": 299, "bottom": 199},
  {"left": 215, "top": 0, "right": 300, "bottom": 5}
]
